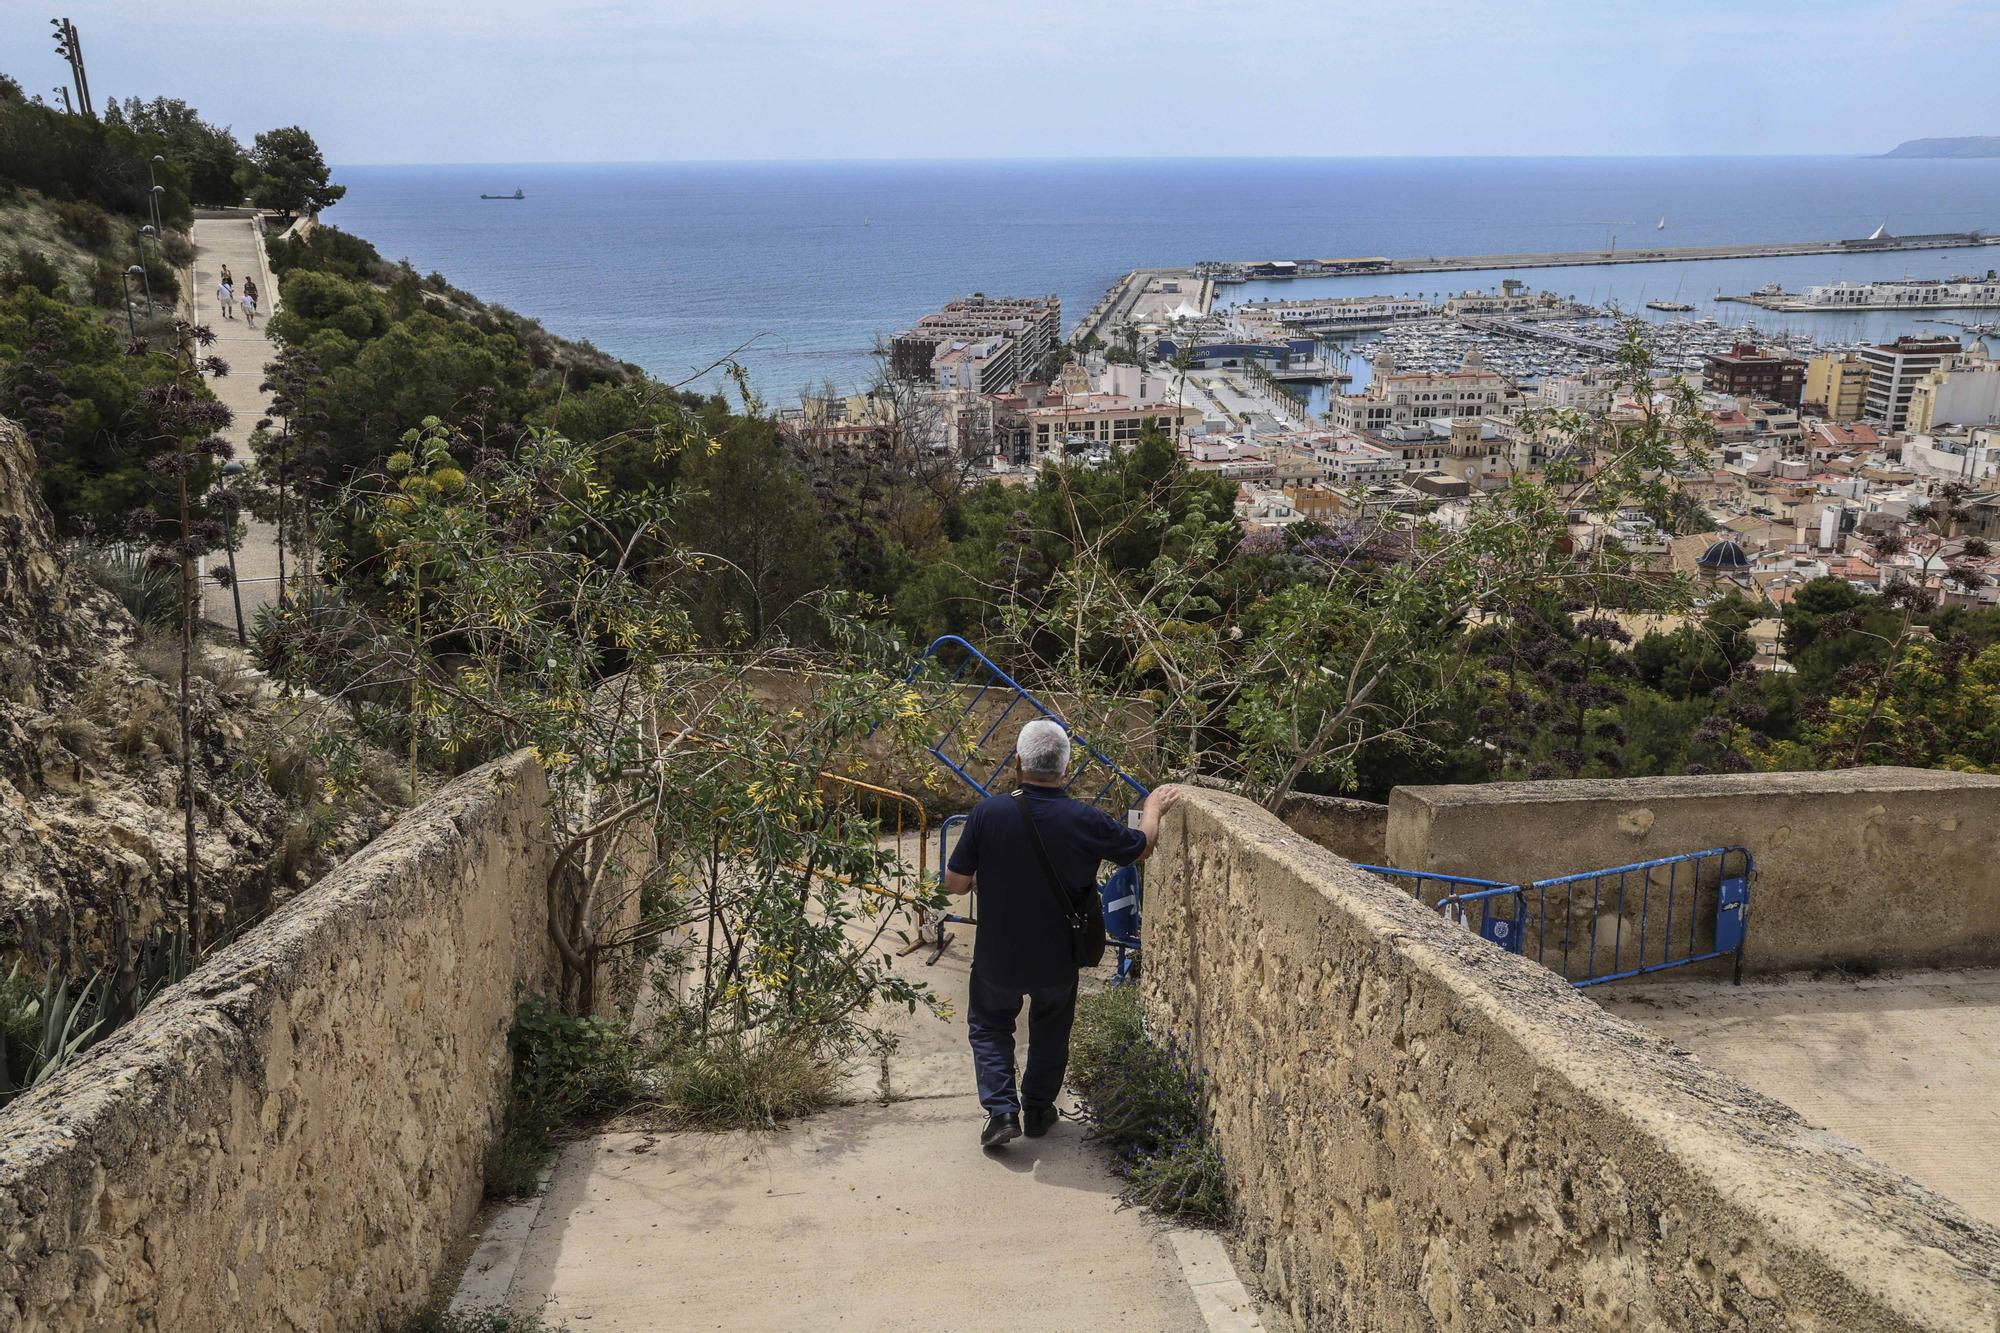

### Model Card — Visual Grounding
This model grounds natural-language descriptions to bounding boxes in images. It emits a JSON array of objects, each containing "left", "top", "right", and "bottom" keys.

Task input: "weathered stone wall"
[
  {"left": 0, "top": 753, "right": 554, "bottom": 1333},
  {"left": 1272, "top": 791, "right": 1388, "bottom": 864},
  {"left": 1145, "top": 787, "right": 2000, "bottom": 1332},
  {"left": 1386, "top": 767, "right": 2000, "bottom": 974}
]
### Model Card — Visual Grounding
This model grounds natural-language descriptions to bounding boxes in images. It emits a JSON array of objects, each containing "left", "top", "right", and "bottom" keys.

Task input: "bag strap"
[{"left": 1013, "top": 792, "right": 1082, "bottom": 927}]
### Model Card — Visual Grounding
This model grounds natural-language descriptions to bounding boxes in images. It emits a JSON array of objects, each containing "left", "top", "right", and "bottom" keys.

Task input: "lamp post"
[
  {"left": 147, "top": 154, "right": 166, "bottom": 227},
  {"left": 120, "top": 265, "right": 144, "bottom": 337},
  {"left": 134, "top": 224, "right": 157, "bottom": 313},
  {"left": 215, "top": 460, "right": 248, "bottom": 645}
]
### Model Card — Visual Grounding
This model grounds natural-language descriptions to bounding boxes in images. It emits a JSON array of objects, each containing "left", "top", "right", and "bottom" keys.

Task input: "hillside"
[{"left": 1880, "top": 136, "right": 2000, "bottom": 159}]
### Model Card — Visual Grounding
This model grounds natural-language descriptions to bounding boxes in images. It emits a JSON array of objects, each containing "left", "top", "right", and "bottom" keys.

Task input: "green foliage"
[
  {"left": 0, "top": 930, "right": 197, "bottom": 1107},
  {"left": 248, "top": 125, "right": 345, "bottom": 216},
  {"left": 0, "top": 285, "right": 197, "bottom": 533},
  {"left": 106, "top": 96, "right": 249, "bottom": 207},
  {"left": 490, "top": 994, "right": 639, "bottom": 1197},
  {"left": 1067, "top": 984, "right": 1230, "bottom": 1225},
  {"left": 73, "top": 543, "right": 180, "bottom": 631},
  {"left": 0, "top": 98, "right": 194, "bottom": 228}
]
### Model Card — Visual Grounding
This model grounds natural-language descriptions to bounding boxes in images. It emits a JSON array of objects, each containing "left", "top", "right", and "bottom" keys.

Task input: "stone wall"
[
  {"left": 1386, "top": 767, "right": 2000, "bottom": 974},
  {"left": 0, "top": 753, "right": 553, "bottom": 1332},
  {"left": 1272, "top": 791, "right": 1388, "bottom": 864},
  {"left": 1144, "top": 787, "right": 2000, "bottom": 1332}
]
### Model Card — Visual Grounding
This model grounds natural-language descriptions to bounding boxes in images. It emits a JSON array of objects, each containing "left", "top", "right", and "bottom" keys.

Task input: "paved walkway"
[
  {"left": 454, "top": 936, "right": 1263, "bottom": 1332},
  {"left": 186, "top": 214, "right": 285, "bottom": 635},
  {"left": 1601, "top": 967, "right": 2000, "bottom": 1230}
]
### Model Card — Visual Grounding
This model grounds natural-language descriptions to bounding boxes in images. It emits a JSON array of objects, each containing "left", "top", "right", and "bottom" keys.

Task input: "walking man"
[
  {"left": 943, "top": 719, "right": 1180, "bottom": 1149},
  {"left": 216, "top": 275, "right": 234, "bottom": 319}
]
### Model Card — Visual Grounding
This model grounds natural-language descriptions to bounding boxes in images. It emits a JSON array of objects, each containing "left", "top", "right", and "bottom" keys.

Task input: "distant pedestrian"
[
  {"left": 243, "top": 277, "right": 258, "bottom": 309},
  {"left": 240, "top": 289, "right": 257, "bottom": 327},
  {"left": 219, "top": 263, "right": 232, "bottom": 289},
  {"left": 217, "top": 278, "right": 234, "bottom": 319}
]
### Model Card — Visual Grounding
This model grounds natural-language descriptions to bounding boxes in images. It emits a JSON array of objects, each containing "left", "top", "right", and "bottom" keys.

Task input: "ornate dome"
[{"left": 1695, "top": 538, "right": 1750, "bottom": 571}]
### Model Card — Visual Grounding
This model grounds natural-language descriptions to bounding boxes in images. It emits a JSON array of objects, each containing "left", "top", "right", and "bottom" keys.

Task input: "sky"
[{"left": 11, "top": 0, "right": 2000, "bottom": 164}]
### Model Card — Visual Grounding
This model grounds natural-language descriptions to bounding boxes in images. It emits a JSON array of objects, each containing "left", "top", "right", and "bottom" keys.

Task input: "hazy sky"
[{"left": 14, "top": 0, "right": 2000, "bottom": 163}]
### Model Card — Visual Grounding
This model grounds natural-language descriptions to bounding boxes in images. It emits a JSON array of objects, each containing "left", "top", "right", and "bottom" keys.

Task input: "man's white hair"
[{"left": 1016, "top": 719, "right": 1071, "bottom": 781}]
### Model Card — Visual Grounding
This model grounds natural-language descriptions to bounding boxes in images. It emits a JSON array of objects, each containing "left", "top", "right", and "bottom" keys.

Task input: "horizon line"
[{"left": 327, "top": 150, "right": 1945, "bottom": 170}]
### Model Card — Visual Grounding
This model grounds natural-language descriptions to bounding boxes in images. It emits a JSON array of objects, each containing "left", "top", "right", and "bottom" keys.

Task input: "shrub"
[
  {"left": 1067, "top": 983, "right": 1230, "bottom": 1226},
  {"left": 73, "top": 544, "right": 179, "bottom": 633},
  {"left": 489, "top": 994, "right": 638, "bottom": 1198},
  {"left": 51, "top": 199, "right": 113, "bottom": 249}
]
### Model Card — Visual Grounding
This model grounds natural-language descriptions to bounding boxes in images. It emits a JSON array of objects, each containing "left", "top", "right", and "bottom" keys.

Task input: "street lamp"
[
  {"left": 215, "top": 460, "right": 248, "bottom": 645},
  {"left": 120, "top": 265, "right": 144, "bottom": 337},
  {"left": 147, "top": 153, "right": 167, "bottom": 235},
  {"left": 134, "top": 224, "right": 157, "bottom": 313}
]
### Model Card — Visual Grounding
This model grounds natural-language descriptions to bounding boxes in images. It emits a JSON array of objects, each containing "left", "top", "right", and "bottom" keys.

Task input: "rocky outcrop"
[{"left": 0, "top": 417, "right": 316, "bottom": 966}]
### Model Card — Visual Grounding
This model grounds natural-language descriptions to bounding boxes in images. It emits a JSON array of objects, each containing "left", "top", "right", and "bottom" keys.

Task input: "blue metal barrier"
[
  {"left": 1358, "top": 848, "right": 1753, "bottom": 988},
  {"left": 901, "top": 635, "right": 1149, "bottom": 817},
  {"left": 896, "top": 636, "right": 1149, "bottom": 978}
]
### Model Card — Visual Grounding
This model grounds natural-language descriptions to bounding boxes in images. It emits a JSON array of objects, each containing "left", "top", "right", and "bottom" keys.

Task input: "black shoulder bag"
[{"left": 1013, "top": 792, "right": 1107, "bottom": 969}]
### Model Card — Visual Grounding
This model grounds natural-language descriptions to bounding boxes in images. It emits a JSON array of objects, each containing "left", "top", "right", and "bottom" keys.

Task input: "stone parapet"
[
  {"left": 1386, "top": 767, "right": 2000, "bottom": 974},
  {"left": 1144, "top": 786, "right": 2000, "bottom": 1331},
  {"left": 0, "top": 752, "right": 553, "bottom": 1332}
]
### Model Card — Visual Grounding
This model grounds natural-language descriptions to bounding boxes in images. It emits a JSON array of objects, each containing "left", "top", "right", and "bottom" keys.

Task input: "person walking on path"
[
  {"left": 240, "top": 278, "right": 258, "bottom": 327},
  {"left": 216, "top": 275, "right": 234, "bottom": 320},
  {"left": 943, "top": 719, "right": 1180, "bottom": 1149}
]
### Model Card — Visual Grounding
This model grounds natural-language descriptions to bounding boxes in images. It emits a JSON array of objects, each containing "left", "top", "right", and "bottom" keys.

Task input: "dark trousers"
[{"left": 967, "top": 967, "right": 1078, "bottom": 1115}]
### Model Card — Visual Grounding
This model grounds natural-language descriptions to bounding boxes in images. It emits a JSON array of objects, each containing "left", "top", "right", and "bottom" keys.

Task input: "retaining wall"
[
  {"left": 1386, "top": 766, "right": 2000, "bottom": 974},
  {"left": 1145, "top": 787, "right": 2000, "bottom": 1332},
  {"left": 0, "top": 753, "right": 553, "bottom": 1332}
]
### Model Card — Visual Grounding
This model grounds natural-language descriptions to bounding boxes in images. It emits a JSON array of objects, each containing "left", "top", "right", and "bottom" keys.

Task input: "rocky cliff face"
[{"left": 0, "top": 416, "right": 324, "bottom": 966}]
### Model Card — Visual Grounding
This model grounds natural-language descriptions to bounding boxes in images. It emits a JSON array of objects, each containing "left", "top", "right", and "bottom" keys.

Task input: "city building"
[
  {"left": 1904, "top": 426, "right": 2000, "bottom": 486},
  {"left": 1857, "top": 335, "right": 1962, "bottom": 431},
  {"left": 1327, "top": 348, "right": 1524, "bottom": 434},
  {"left": 986, "top": 381, "right": 1204, "bottom": 460},
  {"left": 1803, "top": 351, "right": 1871, "bottom": 421},
  {"left": 1703, "top": 343, "right": 1806, "bottom": 408},
  {"left": 1905, "top": 345, "right": 2000, "bottom": 433},
  {"left": 889, "top": 294, "right": 1061, "bottom": 392}
]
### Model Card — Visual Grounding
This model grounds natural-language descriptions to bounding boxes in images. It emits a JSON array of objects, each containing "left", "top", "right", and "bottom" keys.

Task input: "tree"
[
  {"left": 248, "top": 126, "right": 345, "bottom": 216},
  {"left": 112, "top": 96, "right": 248, "bottom": 206},
  {"left": 132, "top": 320, "right": 235, "bottom": 953},
  {"left": 268, "top": 414, "right": 946, "bottom": 1042}
]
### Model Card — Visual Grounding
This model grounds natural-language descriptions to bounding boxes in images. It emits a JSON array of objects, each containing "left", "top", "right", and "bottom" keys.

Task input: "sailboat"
[{"left": 1656, "top": 217, "right": 1666, "bottom": 230}]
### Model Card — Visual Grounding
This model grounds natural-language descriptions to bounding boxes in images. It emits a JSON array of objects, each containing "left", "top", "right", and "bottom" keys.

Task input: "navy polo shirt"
[{"left": 947, "top": 783, "right": 1149, "bottom": 990}]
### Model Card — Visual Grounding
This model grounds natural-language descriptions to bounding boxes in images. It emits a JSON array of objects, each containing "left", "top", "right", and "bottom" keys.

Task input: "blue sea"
[{"left": 329, "top": 158, "right": 2000, "bottom": 401}]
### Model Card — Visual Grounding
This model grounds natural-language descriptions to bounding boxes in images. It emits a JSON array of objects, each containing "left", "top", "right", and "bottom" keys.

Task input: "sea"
[{"left": 329, "top": 157, "right": 2000, "bottom": 403}]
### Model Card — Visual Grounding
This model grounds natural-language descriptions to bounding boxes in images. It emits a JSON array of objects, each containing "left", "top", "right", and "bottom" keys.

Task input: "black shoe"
[
  {"left": 980, "top": 1112, "right": 1021, "bottom": 1148},
  {"left": 1023, "top": 1105, "right": 1059, "bottom": 1138}
]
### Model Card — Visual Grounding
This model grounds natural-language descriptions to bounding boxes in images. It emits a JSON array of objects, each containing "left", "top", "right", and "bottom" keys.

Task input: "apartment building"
[
  {"left": 1803, "top": 351, "right": 1871, "bottom": 420},
  {"left": 1905, "top": 346, "right": 2000, "bottom": 432},
  {"left": 1857, "top": 335, "right": 1962, "bottom": 431},
  {"left": 1703, "top": 343, "right": 1807, "bottom": 408},
  {"left": 889, "top": 294, "right": 1061, "bottom": 391}
]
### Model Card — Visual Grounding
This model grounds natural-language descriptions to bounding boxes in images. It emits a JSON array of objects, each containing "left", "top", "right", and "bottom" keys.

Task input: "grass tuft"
[
  {"left": 648, "top": 1032, "right": 842, "bottom": 1131},
  {"left": 1067, "top": 982, "right": 1231, "bottom": 1226}
]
